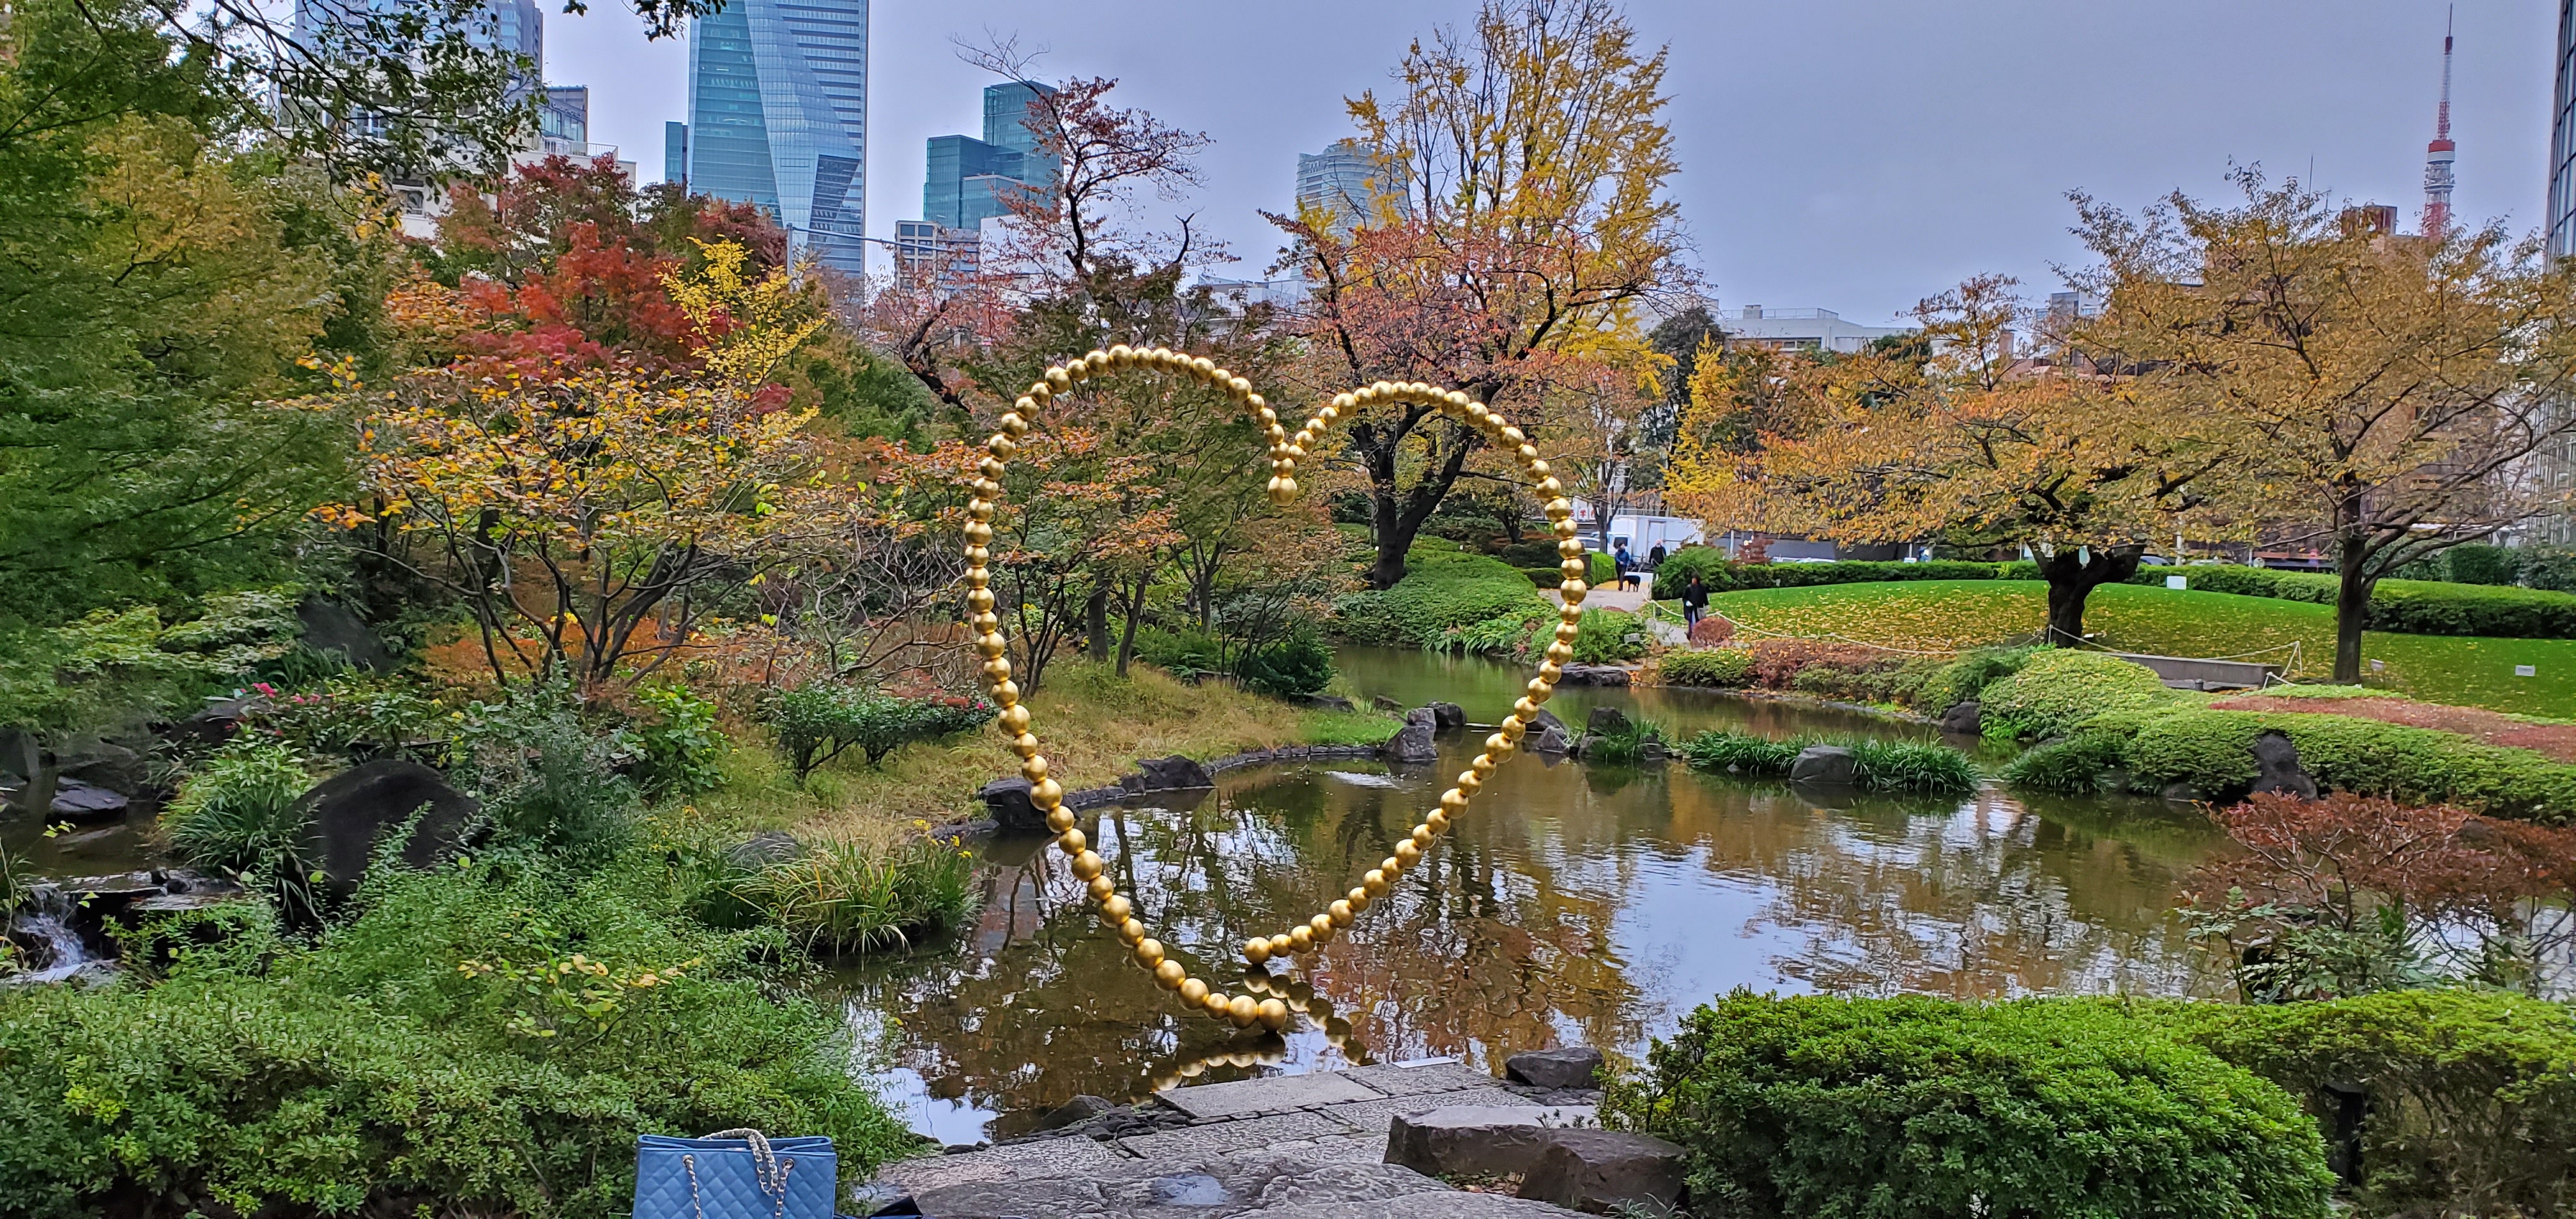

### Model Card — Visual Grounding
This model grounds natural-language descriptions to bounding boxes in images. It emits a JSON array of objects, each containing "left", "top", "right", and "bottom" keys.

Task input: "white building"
[{"left": 1719, "top": 305, "right": 1910, "bottom": 355}]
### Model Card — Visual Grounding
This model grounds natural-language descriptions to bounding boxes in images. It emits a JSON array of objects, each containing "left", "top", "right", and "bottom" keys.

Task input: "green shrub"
[
  {"left": 2000, "top": 730, "right": 2133, "bottom": 792},
  {"left": 732, "top": 836, "right": 977, "bottom": 953},
  {"left": 1577, "top": 715, "right": 1667, "bottom": 765},
  {"left": 1979, "top": 649, "right": 2175, "bottom": 739},
  {"left": 162, "top": 742, "right": 320, "bottom": 916},
  {"left": 1607, "top": 992, "right": 2336, "bottom": 1219},
  {"left": 1135, "top": 625, "right": 1337, "bottom": 697},
  {"left": 1589, "top": 550, "right": 1618, "bottom": 586},
  {"left": 758, "top": 681, "right": 994, "bottom": 783},
  {"left": 626, "top": 682, "right": 726, "bottom": 797},
  {"left": 1434, "top": 608, "right": 1549, "bottom": 657},
  {"left": 1526, "top": 607, "right": 1645, "bottom": 664},
  {"left": 449, "top": 683, "right": 640, "bottom": 862},
  {"left": 2128, "top": 564, "right": 2576, "bottom": 639},
  {"left": 1330, "top": 551, "right": 1552, "bottom": 648},
  {"left": 2141, "top": 990, "right": 2576, "bottom": 1219},
  {"left": 241, "top": 673, "right": 449, "bottom": 761},
  {"left": 1659, "top": 648, "right": 1754, "bottom": 687},
  {"left": 1912, "top": 646, "right": 2040, "bottom": 712},
  {"left": 1678, "top": 730, "right": 1979, "bottom": 794},
  {"left": 0, "top": 855, "right": 917, "bottom": 1217},
  {"left": 1520, "top": 565, "right": 1562, "bottom": 588},
  {"left": 2441, "top": 543, "right": 2524, "bottom": 586},
  {"left": 1652, "top": 551, "right": 2014, "bottom": 592}
]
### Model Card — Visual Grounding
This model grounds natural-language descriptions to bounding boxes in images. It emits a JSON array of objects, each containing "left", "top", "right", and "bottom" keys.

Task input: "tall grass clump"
[
  {"left": 1680, "top": 729, "right": 1979, "bottom": 794},
  {"left": 733, "top": 836, "right": 976, "bottom": 953},
  {"left": 163, "top": 742, "right": 321, "bottom": 916},
  {"left": 1579, "top": 715, "right": 1668, "bottom": 765}
]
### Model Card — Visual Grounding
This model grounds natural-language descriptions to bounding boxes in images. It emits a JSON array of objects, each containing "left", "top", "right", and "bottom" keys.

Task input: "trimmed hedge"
[
  {"left": 1659, "top": 648, "right": 1753, "bottom": 687},
  {"left": 1678, "top": 729, "right": 1979, "bottom": 793},
  {"left": 1607, "top": 992, "right": 2336, "bottom": 1219},
  {"left": 1331, "top": 550, "right": 1552, "bottom": 648},
  {"left": 2131, "top": 565, "right": 2576, "bottom": 640},
  {"left": 1654, "top": 550, "right": 2018, "bottom": 593},
  {"left": 1526, "top": 607, "right": 1645, "bottom": 664},
  {"left": 1987, "top": 652, "right": 2576, "bottom": 821},
  {"left": 2140, "top": 990, "right": 2576, "bottom": 1219}
]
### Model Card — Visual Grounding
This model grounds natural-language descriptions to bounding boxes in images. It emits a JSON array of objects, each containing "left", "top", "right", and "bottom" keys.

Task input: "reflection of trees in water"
[{"left": 829, "top": 747, "right": 2229, "bottom": 1136}]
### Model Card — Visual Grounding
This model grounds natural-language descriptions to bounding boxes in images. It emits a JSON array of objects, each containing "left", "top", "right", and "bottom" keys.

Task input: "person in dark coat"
[{"left": 1680, "top": 573, "right": 1710, "bottom": 626}]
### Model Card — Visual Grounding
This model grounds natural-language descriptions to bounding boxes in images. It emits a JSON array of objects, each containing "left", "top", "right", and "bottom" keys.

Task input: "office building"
[
  {"left": 1295, "top": 139, "right": 1405, "bottom": 234},
  {"left": 919, "top": 82, "right": 1056, "bottom": 233},
  {"left": 672, "top": 0, "right": 869, "bottom": 275},
  {"left": 664, "top": 121, "right": 689, "bottom": 187},
  {"left": 539, "top": 85, "right": 587, "bottom": 157},
  {"left": 2545, "top": 1, "right": 2576, "bottom": 544},
  {"left": 1718, "top": 306, "right": 1909, "bottom": 355},
  {"left": 892, "top": 219, "right": 980, "bottom": 287}
]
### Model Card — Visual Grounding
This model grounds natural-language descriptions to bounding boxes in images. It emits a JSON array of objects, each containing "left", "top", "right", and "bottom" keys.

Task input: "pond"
[{"left": 832, "top": 647, "right": 2229, "bottom": 1144}]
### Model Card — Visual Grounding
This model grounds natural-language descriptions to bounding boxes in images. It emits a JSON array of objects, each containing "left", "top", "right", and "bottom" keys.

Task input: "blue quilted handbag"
[{"left": 634, "top": 1129, "right": 837, "bottom": 1219}]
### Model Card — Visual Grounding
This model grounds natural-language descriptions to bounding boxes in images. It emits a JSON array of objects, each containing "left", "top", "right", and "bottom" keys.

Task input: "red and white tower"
[{"left": 2423, "top": 6, "right": 2457, "bottom": 240}]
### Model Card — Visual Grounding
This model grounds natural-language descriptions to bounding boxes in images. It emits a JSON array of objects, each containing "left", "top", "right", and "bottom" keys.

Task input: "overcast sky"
[{"left": 549, "top": 0, "right": 2557, "bottom": 325}]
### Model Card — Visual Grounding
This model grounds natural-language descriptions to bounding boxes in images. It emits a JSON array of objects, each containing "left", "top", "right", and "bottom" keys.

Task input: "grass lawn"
[
  {"left": 1701, "top": 579, "right": 2576, "bottom": 718},
  {"left": 693, "top": 659, "right": 1400, "bottom": 842}
]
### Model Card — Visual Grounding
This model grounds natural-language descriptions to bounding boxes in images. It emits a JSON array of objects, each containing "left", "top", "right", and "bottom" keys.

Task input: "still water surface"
[{"left": 831, "top": 647, "right": 2228, "bottom": 1143}]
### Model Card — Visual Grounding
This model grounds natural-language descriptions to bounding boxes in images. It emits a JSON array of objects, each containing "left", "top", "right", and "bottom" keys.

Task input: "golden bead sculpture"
[{"left": 962, "top": 346, "right": 1590, "bottom": 1032}]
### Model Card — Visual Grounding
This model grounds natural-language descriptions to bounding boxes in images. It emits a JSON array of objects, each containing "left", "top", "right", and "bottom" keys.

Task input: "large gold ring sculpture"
[{"left": 961, "top": 344, "right": 1592, "bottom": 1032}]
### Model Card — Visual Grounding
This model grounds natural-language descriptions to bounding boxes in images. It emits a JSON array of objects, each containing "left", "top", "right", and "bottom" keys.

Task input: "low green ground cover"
[
  {"left": 1984, "top": 651, "right": 2576, "bottom": 822},
  {"left": 1698, "top": 580, "right": 2575, "bottom": 717},
  {"left": 1608, "top": 988, "right": 2576, "bottom": 1219},
  {"left": 0, "top": 849, "right": 921, "bottom": 1216},
  {"left": 1676, "top": 728, "right": 1979, "bottom": 793},
  {"left": 2129, "top": 564, "right": 2576, "bottom": 639},
  {"left": 1332, "top": 544, "right": 1553, "bottom": 650}
]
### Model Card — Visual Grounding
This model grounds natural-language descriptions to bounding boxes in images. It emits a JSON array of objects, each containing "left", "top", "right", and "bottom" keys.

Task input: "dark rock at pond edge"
[
  {"left": 2161, "top": 781, "right": 2202, "bottom": 803},
  {"left": 1517, "top": 1130, "right": 1687, "bottom": 1214},
  {"left": 979, "top": 777, "right": 1048, "bottom": 834},
  {"left": 49, "top": 780, "right": 130, "bottom": 822},
  {"left": 1131, "top": 755, "right": 1214, "bottom": 792},
  {"left": 166, "top": 695, "right": 264, "bottom": 746},
  {"left": 296, "top": 597, "right": 394, "bottom": 671},
  {"left": 1558, "top": 664, "right": 1632, "bottom": 687},
  {"left": 296, "top": 760, "right": 477, "bottom": 887},
  {"left": 56, "top": 740, "right": 146, "bottom": 795},
  {"left": 1386, "top": 1105, "right": 1598, "bottom": 1178},
  {"left": 2248, "top": 731, "right": 2319, "bottom": 799},
  {"left": 1299, "top": 694, "right": 1358, "bottom": 712},
  {"left": 1528, "top": 708, "right": 1573, "bottom": 755},
  {"left": 1938, "top": 700, "right": 1982, "bottom": 735},
  {"left": 1584, "top": 707, "right": 1631, "bottom": 736},
  {"left": 1427, "top": 702, "right": 1466, "bottom": 732},
  {"left": 1034, "top": 1095, "right": 1116, "bottom": 1132},
  {"left": 725, "top": 831, "right": 804, "bottom": 870},
  {"left": 1386, "top": 717, "right": 1439, "bottom": 763},
  {"left": 0, "top": 727, "right": 33, "bottom": 781},
  {"left": 1505, "top": 1046, "right": 1605, "bottom": 1090},
  {"left": 1372, "top": 694, "right": 1404, "bottom": 712},
  {"left": 1788, "top": 745, "right": 1859, "bottom": 786}
]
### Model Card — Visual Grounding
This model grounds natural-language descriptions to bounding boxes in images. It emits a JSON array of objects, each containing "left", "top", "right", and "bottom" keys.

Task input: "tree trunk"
[
  {"left": 1356, "top": 415, "right": 1480, "bottom": 590},
  {"left": 1369, "top": 496, "right": 1414, "bottom": 590},
  {"left": 1084, "top": 583, "right": 1110, "bottom": 661},
  {"left": 1114, "top": 578, "right": 1147, "bottom": 678},
  {"left": 2333, "top": 534, "right": 2374, "bottom": 684},
  {"left": 2034, "top": 544, "right": 2145, "bottom": 645}
]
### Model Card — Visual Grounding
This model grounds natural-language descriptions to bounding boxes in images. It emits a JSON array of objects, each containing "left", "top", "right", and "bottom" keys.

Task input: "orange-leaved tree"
[
  {"left": 1674, "top": 275, "right": 2226, "bottom": 643},
  {"left": 340, "top": 240, "right": 841, "bottom": 687}
]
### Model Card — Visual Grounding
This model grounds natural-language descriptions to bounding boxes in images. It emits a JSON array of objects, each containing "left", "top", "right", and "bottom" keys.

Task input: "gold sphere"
[
  {"left": 1308, "top": 915, "right": 1337, "bottom": 944},
  {"left": 1134, "top": 938, "right": 1166, "bottom": 968},
  {"left": 1257, "top": 998, "right": 1289, "bottom": 1032},
  {"left": 1332, "top": 393, "right": 1358, "bottom": 410},
  {"left": 1347, "top": 887, "right": 1370, "bottom": 911},
  {"left": 1202, "top": 990, "right": 1232, "bottom": 1017},
  {"left": 1410, "top": 825, "right": 1435, "bottom": 850},
  {"left": 1425, "top": 810, "right": 1449, "bottom": 834},
  {"left": 1381, "top": 855, "right": 1405, "bottom": 877},
  {"left": 1045, "top": 367, "right": 1071, "bottom": 393},
  {"left": 1032, "top": 778, "right": 1064, "bottom": 806},
  {"left": 1107, "top": 343, "right": 1135, "bottom": 365},
  {"left": 1119, "top": 919, "right": 1146, "bottom": 946},
  {"left": 1439, "top": 788, "right": 1470, "bottom": 813},
  {"left": 1269, "top": 933, "right": 1294, "bottom": 957},
  {"left": 1227, "top": 995, "right": 1258, "bottom": 1027},
  {"left": 1101, "top": 894, "right": 1133, "bottom": 923},
  {"left": 1071, "top": 849, "right": 1103, "bottom": 881},
  {"left": 1243, "top": 937, "right": 1272, "bottom": 965},
  {"left": 1179, "top": 977, "right": 1211, "bottom": 1006},
  {"left": 1394, "top": 840, "right": 1422, "bottom": 866},
  {"left": 1288, "top": 925, "right": 1314, "bottom": 952},
  {"left": 1087, "top": 875, "right": 1116, "bottom": 900},
  {"left": 1328, "top": 900, "right": 1354, "bottom": 927},
  {"left": 1046, "top": 808, "right": 1076, "bottom": 834},
  {"left": 1362, "top": 870, "right": 1390, "bottom": 896},
  {"left": 1154, "top": 960, "right": 1186, "bottom": 990},
  {"left": 1058, "top": 827, "right": 1087, "bottom": 855}
]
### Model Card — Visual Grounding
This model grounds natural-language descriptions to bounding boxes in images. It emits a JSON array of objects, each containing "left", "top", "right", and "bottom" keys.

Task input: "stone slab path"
[{"left": 871, "top": 1059, "right": 1597, "bottom": 1218}]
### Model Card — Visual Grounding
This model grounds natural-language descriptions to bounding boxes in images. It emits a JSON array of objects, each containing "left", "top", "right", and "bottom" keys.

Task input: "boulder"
[
  {"left": 1133, "top": 755, "right": 1215, "bottom": 791},
  {"left": 0, "top": 727, "right": 34, "bottom": 781},
  {"left": 296, "top": 597, "right": 393, "bottom": 671},
  {"left": 57, "top": 741, "right": 145, "bottom": 795},
  {"left": 49, "top": 779, "right": 130, "bottom": 822},
  {"left": 1788, "top": 745, "right": 1859, "bottom": 786},
  {"left": 166, "top": 696, "right": 263, "bottom": 746},
  {"left": 1033, "top": 1094, "right": 1117, "bottom": 1133},
  {"left": 1559, "top": 664, "right": 1632, "bottom": 687},
  {"left": 1372, "top": 694, "right": 1404, "bottom": 712},
  {"left": 1505, "top": 1046, "right": 1605, "bottom": 1090},
  {"left": 1584, "top": 707, "right": 1632, "bottom": 737},
  {"left": 2248, "top": 731, "right": 2318, "bottom": 799},
  {"left": 1515, "top": 1129, "right": 1687, "bottom": 1214},
  {"left": 2159, "top": 781, "right": 2202, "bottom": 803},
  {"left": 979, "top": 777, "right": 1049, "bottom": 834},
  {"left": 1938, "top": 700, "right": 1982, "bottom": 735},
  {"left": 295, "top": 760, "right": 479, "bottom": 887},
  {"left": 1385, "top": 717, "right": 1439, "bottom": 764},
  {"left": 725, "top": 831, "right": 804, "bottom": 870},
  {"left": 1385, "top": 1105, "right": 1598, "bottom": 1179},
  {"left": 1527, "top": 708, "right": 1573, "bottom": 756},
  {"left": 1299, "top": 694, "right": 1358, "bottom": 712},
  {"left": 1426, "top": 702, "right": 1467, "bottom": 732}
]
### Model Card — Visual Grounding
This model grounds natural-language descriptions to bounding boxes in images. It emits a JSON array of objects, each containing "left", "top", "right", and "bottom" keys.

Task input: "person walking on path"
[
  {"left": 1680, "top": 573, "right": 1709, "bottom": 627},
  {"left": 1648, "top": 543, "right": 1667, "bottom": 569},
  {"left": 1613, "top": 540, "right": 1637, "bottom": 590}
]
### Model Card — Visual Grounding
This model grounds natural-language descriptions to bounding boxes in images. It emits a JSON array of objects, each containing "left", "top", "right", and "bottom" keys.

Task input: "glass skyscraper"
[
  {"left": 919, "top": 82, "right": 1055, "bottom": 232},
  {"left": 2554, "top": 0, "right": 2576, "bottom": 260},
  {"left": 1296, "top": 139, "right": 1407, "bottom": 236},
  {"left": 675, "top": 0, "right": 868, "bottom": 275}
]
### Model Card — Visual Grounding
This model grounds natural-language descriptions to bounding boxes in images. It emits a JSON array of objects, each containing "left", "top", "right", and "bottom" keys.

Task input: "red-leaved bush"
[
  {"left": 1688, "top": 613, "right": 1736, "bottom": 646},
  {"left": 1745, "top": 638, "right": 1893, "bottom": 690}
]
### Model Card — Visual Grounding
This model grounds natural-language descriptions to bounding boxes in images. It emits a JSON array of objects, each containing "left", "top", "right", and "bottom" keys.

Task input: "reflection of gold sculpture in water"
[
  {"left": 962, "top": 344, "right": 1592, "bottom": 1032},
  {"left": 1142, "top": 971, "right": 1371, "bottom": 1092}
]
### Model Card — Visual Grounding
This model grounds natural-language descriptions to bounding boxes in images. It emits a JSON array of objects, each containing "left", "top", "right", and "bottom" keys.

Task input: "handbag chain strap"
[{"left": 681, "top": 1128, "right": 797, "bottom": 1219}]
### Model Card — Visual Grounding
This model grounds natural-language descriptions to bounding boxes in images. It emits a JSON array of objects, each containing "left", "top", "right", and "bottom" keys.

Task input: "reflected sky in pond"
[{"left": 824, "top": 648, "right": 2227, "bottom": 1142}]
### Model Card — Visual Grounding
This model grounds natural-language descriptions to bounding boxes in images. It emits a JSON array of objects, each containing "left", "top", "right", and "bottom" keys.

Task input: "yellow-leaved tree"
[{"left": 341, "top": 240, "right": 845, "bottom": 687}]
